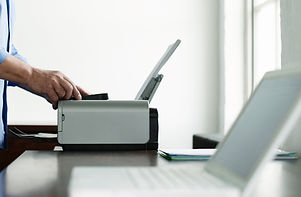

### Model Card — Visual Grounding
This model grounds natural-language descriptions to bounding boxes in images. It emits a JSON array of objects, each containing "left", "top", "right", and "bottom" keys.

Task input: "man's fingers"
[
  {"left": 77, "top": 86, "right": 90, "bottom": 96},
  {"left": 63, "top": 76, "right": 81, "bottom": 100},
  {"left": 72, "top": 86, "right": 81, "bottom": 100},
  {"left": 59, "top": 79, "right": 73, "bottom": 99},
  {"left": 26, "top": 68, "right": 87, "bottom": 110},
  {"left": 52, "top": 103, "right": 58, "bottom": 110},
  {"left": 52, "top": 80, "right": 66, "bottom": 99},
  {"left": 48, "top": 88, "right": 59, "bottom": 106}
]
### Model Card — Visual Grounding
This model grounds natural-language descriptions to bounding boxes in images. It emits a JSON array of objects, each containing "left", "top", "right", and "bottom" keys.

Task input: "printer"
[{"left": 57, "top": 40, "right": 181, "bottom": 151}]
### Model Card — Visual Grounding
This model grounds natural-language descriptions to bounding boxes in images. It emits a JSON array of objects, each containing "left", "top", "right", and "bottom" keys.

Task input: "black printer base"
[{"left": 62, "top": 143, "right": 158, "bottom": 151}]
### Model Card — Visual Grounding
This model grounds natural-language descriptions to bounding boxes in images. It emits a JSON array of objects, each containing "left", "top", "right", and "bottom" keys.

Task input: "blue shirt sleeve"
[
  {"left": 0, "top": 46, "right": 27, "bottom": 87},
  {"left": 8, "top": 45, "right": 28, "bottom": 87},
  {"left": 11, "top": 44, "right": 27, "bottom": 63},
  {"left": 8, "top": 81, "right": 18, "bottom": 86},
  {"left": 0, "top": 48, "right": 17, "bottom": 86},
  {"left": 0, "top": 47, "right": 9, "bottom": 64}
]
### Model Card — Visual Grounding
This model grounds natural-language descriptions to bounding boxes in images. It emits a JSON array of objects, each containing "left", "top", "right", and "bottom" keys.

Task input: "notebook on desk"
[
  {"left": 69, "top": 68, "right": 301, "bottom": 197},
  {"left": 158, "top": 148, "right": 298, "bottom": 161}
]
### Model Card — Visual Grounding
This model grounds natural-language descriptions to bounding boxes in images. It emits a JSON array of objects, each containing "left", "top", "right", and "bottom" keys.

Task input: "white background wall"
[
  {"left": 280, "top": 0, "right": 301, "bottom": 154},
  {"left": 281, "top": 0, "right": 301, "bottom": 69},
  {"left": 221, "top": 0, "right": 252, "bottom": 134},
  {"left": 8, "top": 0, "right": 220, "bottom": 148}
]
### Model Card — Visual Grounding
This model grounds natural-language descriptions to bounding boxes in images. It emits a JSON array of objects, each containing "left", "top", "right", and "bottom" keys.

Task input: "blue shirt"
[{"left": 0, "top": 0, "right": 27, "bottom": 149}]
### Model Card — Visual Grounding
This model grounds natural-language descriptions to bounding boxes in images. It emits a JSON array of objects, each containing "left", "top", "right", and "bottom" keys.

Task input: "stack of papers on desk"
[{"left": 158, "top": 149, "right": 298, "bottom": 161}]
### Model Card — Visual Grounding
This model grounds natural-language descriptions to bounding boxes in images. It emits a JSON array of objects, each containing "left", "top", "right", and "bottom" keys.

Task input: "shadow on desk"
[
  {"left": 56, "top": 150, "right": 158, "bottom": 191},
  {"left": 0, "top": 125, "right": 58, "bottom": 172},
  {"left": 3, "top": 150, "right": 158, "bottom": 197}
]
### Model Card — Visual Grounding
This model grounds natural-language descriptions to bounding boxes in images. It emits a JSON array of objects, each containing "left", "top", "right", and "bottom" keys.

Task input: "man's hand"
[
  {"left": 26, "top": 68, "right": 89, "bottom": 109},
  {"left": 0, "top": 55, "right": 89, "bottom": 109}
]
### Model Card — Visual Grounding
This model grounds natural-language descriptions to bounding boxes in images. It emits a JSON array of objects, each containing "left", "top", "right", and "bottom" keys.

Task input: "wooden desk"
[
  {"left": 1, "top": 151, "right": 301, "bottom": 197},
  {"left": 0, "top": 126, "right": 58, "bottom": 171}
]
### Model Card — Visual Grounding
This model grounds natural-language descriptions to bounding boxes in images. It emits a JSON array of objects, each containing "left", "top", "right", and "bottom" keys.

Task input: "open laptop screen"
[{"left": 213, "top": 75, "right": 301, "bottom": 179}]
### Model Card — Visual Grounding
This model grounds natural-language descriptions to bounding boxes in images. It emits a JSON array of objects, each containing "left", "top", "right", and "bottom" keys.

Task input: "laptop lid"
[
  {"left": 135, "top": 39, "right": 181, "bottom": 100},
  {"left": 205, "top": 68, "right": 301, "bottom": 191}
]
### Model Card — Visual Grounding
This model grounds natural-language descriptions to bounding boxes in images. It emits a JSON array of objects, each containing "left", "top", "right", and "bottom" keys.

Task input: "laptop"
[{"left": 68, "top": 68, "right": 301, "bottom": 197}]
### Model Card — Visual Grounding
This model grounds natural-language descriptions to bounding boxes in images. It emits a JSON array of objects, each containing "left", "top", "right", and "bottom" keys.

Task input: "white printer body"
[
  {"left": 57, "top": 100, "right": 159, "bottom": 151},
  {"left": 57, "top": 40, "right": 181, "bottom": 151},
  {"left": 58, "top": 100, "right": 149, "bottom": 145}
]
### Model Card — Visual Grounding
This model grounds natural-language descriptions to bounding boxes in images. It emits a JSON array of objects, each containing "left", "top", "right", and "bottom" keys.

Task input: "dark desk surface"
[
  {"left": 0, "top": 125, "right": 58, "bottom": 171},
  {"left": 1, "top": 150, "right": 301, "bottom": 197}
]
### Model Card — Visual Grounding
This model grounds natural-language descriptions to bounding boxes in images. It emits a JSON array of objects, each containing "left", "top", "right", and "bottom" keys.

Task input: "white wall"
[
  {"left": 8, "top": 0, "right": 220, "bottom": 148},
  {"left": 280, "top": 0, "right": 301, "bottom": 154},
  {"left": 281, "top": 0, "right": 301, "bottom": 69},
  {"left": 220, "top": 0, "right": 253, "bottom": 134}
]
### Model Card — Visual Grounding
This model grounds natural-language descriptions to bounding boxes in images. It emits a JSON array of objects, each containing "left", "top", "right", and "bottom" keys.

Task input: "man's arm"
[
  {"left": 7, "top": 45, "right": 26, "bottom": 86},
  {"left": 0, "top": 48, "right": 9, "bottom": 64},
  {"left": 11, "top": 44, "right": 27, "bottom": 64},
  {"left": 0, "top": 54, "right": 88, "bottom": 109}
]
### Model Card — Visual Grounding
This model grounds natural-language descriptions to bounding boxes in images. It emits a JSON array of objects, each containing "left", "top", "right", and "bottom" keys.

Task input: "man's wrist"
[{"left": 24, "top": 66, "right": 34, "bottom": 86}]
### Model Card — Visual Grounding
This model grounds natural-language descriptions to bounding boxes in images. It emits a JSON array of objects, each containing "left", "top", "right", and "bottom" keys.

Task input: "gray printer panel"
[{"left": 57, "top": 100, "right": 149, "bottom": 144}]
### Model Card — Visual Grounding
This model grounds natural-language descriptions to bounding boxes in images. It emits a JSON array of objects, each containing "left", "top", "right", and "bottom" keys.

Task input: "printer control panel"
[
  {"left": 82, "top": 93, "right": 109, "bottom": 100},
  {"left": 70, "top": 93, "right": 109, "bottom": 100}
]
